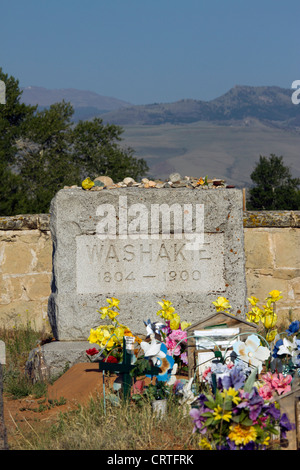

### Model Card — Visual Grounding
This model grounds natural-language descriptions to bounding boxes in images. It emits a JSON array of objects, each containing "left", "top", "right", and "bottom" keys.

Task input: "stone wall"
[
  {"left": 0, "top": 211, "right": 299, "bottom": 332},
  {"left": 0, "top": 215, "right": 52, "bottom": 331},
  {"left": 244, "top": 211, "right": 300, "bottom": 326}
]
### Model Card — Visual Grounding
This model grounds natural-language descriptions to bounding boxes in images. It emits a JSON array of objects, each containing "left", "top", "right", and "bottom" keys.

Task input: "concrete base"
[{"left": 25, "top": 340, "right": 94, "bottom": 381}]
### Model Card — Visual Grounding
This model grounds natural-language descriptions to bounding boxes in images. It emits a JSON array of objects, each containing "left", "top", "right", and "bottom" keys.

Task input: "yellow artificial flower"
[
  {"left": 199, "top": 438, "right": 212, "bottom": 450},
  {"left": 114, "top": 326, "right": 126, "bottom": 341},
  {"left": 266, "top": 328, "right": 278, "bottom": 342},
  {"left": 248, "top": 296, "right": 259, "bottom": 306},
  {"left": 262, "top": 435, "right": 270, "bottom": 447},
  {"left": 197, "top": 177, "right": 205, "bottom": 185},
  {"left": 221, "top": 387, "right": 241, "bottom": 405},
  {"left": 107, "top": 309, "right": 120, "bottom": 321},
  {"left": 213, "top": 405, "right": 232, "bottom": 422},
  {"left": 88, "top": 328, "right": 99, "bottom": 344},
  {"left": 212, "top": 297, "right": 232, "bottom": 312},
  {"left": 157, "top": 299, "right": 173, "bottom": 309},
  {"left": 246, "top": 306, "right": 262, "bottom": 324},
  {"left": 157, "top": 299, "right": 177, "bottom": 320},
  {"left": 267, "top": 290, "right": 283, "bottom": 302},
  {"left": 181, "top": 321, "right": 191, "bottom": 331},
  {"left": 82, "top": 177, "right": 94, "bottom": 190},
  {"left": 261, "top": 313, "right": 277, "bottom": 329},
  {"left": 169, "top": 313, "right": 181, "bottom": 330},
  {"left": 107, "top": 297, "right": 120, "bottom": 309},
  {"left": 228, "top": 424, "right": 257, "bottom": 446},
  {"left": 99, "top": 327, "right": 116, "bottom": 349},
  {"left": 99, "top": 306, "right": 110, "bottom": 319}
]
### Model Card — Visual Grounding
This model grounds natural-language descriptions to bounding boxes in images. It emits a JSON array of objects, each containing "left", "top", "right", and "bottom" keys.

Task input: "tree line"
[
  {"left": 0, "top": 69, "right": 149, "bottom": 215},
  {"left": 0, "top": 69, "right": 299, "bottom": 216}
]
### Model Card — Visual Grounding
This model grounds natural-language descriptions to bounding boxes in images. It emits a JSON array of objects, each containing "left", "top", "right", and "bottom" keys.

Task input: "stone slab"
[
  {"left": 48, "top": 187, "right": 247, "bottom": 340},
  {"left": 26, "top": 341, "right": 92, "bottom": 380}
]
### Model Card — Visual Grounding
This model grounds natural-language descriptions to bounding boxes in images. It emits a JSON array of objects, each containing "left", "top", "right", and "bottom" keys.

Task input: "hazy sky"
[{"left": 1, "top": 0, "right": 300, "bottom": 105}]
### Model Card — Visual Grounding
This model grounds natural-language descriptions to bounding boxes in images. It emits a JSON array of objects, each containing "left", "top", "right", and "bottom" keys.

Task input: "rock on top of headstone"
[
  {"left": 94, "top": 175, "right": 114, "bottom": 187},
  {"left": 123, "top": 177, "right": 136, "bottom": 186},
  {"left": 0, "top": 341, "right": 5, "bottom": 365},
  {"left": 169, "top": 172, "right": 182, "bottom": 183}
]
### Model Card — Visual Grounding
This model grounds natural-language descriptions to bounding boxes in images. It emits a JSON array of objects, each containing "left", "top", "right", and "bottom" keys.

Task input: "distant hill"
[
  {"left": 100, "top": 85, "right": 300, "bottom": 128},
  {"left": 20, "top": 84, "right": 300, "bottom": 128},
  {"left": 19, "top": 84, "right": 300, "bottom": 188},
  {"left": 20, "top": 86, "right": 132, "bottom": 121}
]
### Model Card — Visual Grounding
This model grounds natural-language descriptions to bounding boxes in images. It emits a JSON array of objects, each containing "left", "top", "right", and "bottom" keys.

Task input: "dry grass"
[{"left": 9, "top": 394, "right": 199, "bottom": 450}]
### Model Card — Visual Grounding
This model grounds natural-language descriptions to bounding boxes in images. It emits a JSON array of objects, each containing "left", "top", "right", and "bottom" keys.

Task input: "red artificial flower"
[
  {"left": 86, "top": 348, "right": 99, "bottom": 356},
  {"left": 104, "top": 355, "right": 118, "bottom": 363}
]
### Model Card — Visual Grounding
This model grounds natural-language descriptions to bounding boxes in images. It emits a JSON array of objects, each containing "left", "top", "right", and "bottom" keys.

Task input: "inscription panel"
[{"left": 76, "top": 233, "right": 225, "bottom": 294}]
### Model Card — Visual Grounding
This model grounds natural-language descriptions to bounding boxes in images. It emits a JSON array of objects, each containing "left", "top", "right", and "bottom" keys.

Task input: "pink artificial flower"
[
  {"left": 166, "top": 336, "right": 181, "bottom": 356},
  {"left": 253, "top": 415, "right": 268, "bottom": 428},
  {"left": 258, "top": 384, "right": 273, "bottom": 400},
  {"left": 169, "top": 329, "right": 187, "bottom": 343},
  {"left": 132, "top": 379, "right": 145, "bottom": 394},
  {"left": 203, "top": 367, "right": 211, "bottom": 380},
  {"left": 271, "top": 373, "right": 292, "bottom": 395},
  {"left": 260, "top": 372, "right": 292, "bottom": 396}
]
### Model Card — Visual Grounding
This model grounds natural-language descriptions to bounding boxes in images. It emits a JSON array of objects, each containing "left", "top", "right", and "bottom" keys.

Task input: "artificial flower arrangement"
[
  {"left": 155, "top": 299, "right": 191, "bottom": 373},
  {"left": 189, "top": 290, "right": 295, "bottom": 450},
  {"left": 190, "top": 363, "right": 293, "bottom": 450},
  {"left": 87, "top": 297, "right": 141, "bottom": 363},
  {"left": 246, "top": 290, "right": 282, "bottom": 344},
  {"left": 86, "top": 292, "right": 296, "bottom": 449},
  {"left": 86, "top": 297, "right": 177, "bottom": 383}
]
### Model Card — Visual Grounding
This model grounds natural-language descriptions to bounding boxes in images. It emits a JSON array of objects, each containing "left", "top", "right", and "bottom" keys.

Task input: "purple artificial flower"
[
  {"left": 236, "top": 387, "right": 264, "bottom": 421},
  {"left": 280, "top": 413, "right": 294, "bottom": 439},
  {"left": 263, "top": 402, "right": 281, "bottom": 420},
  {"left": 248, "top": 388, "right": 264, "bottom": 421},
  {"left": 242, "top": 441, "right": 256, "bottom": 450},
  {"left": 286, "top": 321, "right": 300, "bottom": 336},
  {"left": 164, "top": 320, "right": 172, "bottom": 336},
  {"left": 189, "top": 407, "right": 207, "bottom": 434},
  {"left": 221, "top": 365, "right": 246, "bottom": 390},
  {"left": 180, "top": 351, "right": 188, "bottom": 365}
]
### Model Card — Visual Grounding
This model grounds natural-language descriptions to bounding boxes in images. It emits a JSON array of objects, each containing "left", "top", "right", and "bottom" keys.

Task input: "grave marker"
[{"left": 48, "top": 187, "right": 247, "bottom": 341}]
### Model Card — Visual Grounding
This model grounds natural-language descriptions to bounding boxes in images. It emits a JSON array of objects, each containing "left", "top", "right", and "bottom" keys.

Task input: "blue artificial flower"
[
  {"left": 272, "top": 338, "right": 283, "bottom": 358},
  {"left": 286, "top": 321, "right": 300, "bottom": 336}
]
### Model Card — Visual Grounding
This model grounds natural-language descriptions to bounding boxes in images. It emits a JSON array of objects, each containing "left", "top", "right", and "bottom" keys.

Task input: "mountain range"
[
  {"left": 21, "top": 84, "right": 300, "bottom": 127},
  {"left": 21, "top": 86, "right": 132, "bottom": 121},
  {"left": 20, "top": 85, "right": 300, "bottom": 188}
]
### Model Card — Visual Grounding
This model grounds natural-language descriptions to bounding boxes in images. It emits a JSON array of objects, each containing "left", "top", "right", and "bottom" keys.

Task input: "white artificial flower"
[
  {"left": 166, "top": 363, "right": 178, "bottom": 385},
  {"left": 277, "top": 337, "right": 300, "bottom": 366},
  {"left": 140, "top": 338, "right": 166, "bottom": 366},
  {"left": 232, "top": 334, "right": 270, "bottom": 373}
]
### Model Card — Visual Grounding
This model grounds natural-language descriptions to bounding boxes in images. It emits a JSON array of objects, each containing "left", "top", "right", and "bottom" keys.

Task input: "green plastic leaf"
[{"left": 244, "top": 367, "right": 258, "bottom": 392}]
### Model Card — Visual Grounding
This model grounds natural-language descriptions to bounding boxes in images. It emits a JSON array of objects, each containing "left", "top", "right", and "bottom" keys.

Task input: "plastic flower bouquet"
[
  {"left": 190, "top": 364, "right": 293, "bottom": 450},
  {"left": 156, "top": 299, "right": 191, "bottom": 372},
  {"left": 246, "top": 290, "right": 282, "bottom": 344},
  {"left": 87, "top": 297, "right": 141, "bottom": 363}
]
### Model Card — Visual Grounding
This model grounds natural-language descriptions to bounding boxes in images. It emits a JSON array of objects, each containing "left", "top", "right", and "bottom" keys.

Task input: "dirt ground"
[{"left": 3, "top": 362, "right": 116, "bottom": 448}]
